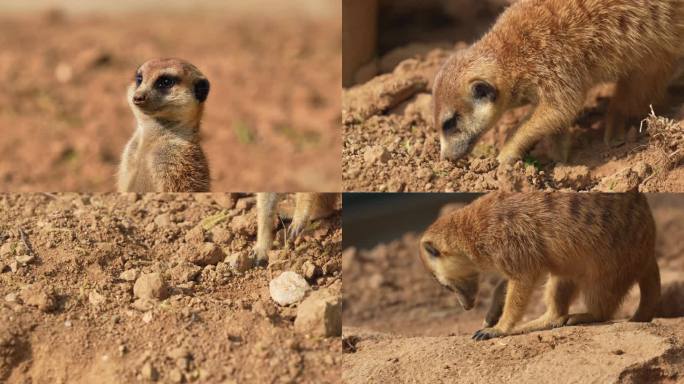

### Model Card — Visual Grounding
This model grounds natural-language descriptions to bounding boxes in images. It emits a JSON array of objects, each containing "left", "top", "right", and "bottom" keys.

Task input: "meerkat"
[
  {"left": 433, "top": 0, "right": 684, "bottom": 164},
  {"left": 252, "top": 193, "right": 339, "bottom": 264},
  {"left": 419, "top": 192, "right": 660, "bottom": 341},
  {"left": 118, "top": 58, "right": 211, "bottom": 192}
]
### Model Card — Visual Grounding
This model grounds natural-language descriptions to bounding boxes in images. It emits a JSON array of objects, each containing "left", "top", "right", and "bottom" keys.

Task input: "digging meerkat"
[
  {"left": 252, "top": 193, "right": 339, "bottom": 265},
  {"left": 118, "top": 58, "right": 211, "bottom": 192},
  {"left": 433, "top": 0, "right": 684, "bottom": 164},
  {"left": 419, "top": 192, "right": 660, "bottom": 341}
]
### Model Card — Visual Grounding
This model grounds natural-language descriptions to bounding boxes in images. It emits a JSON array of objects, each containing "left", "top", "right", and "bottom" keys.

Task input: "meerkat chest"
[{"left": 124, "top": 134, "right": 159, "bottom": 192}]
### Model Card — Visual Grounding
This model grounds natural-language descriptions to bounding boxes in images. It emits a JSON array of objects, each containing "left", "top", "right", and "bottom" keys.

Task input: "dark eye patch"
[
  {"left": 135, "top": 73, "right": 143, "bottom": 87},
  {"left": 423, "top": 242, "right": 440, "bottom": 258},
  {"left": 442, "top": 114, "right": 459, "bottom": 134},
  {"left": 154, "top": 75, "right": 179, "bottom": 89},
  {"left": 472, "top": 81, "right": 498, "bottom": 102}
]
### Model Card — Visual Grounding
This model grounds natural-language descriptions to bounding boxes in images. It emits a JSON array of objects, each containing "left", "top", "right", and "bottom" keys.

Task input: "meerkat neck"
[{"left": 135, "top": 114, "right": 199, "bottom": 142}]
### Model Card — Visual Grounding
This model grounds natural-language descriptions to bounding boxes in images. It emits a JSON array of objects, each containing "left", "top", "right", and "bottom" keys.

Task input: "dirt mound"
[
  {"left": 342, "top": 46, "right": 684, "bottom": 192},
  {"left": 343, "top": 320, "right": 684, "bottom": 384},
  {"left": 0, "top": 6, "right": 341, "bottom": 192},
  {"left": 342, "top": 196, "right": 684, "bottom": 383},
  {"left": 0, "top": 193, "right": 341, "bottom": 383}
]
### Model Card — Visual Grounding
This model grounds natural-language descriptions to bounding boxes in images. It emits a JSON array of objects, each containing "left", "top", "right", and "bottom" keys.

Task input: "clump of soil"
[
  {"left": 0, "top": 193, "right": 341, "bottom": 383},
  {"left": 342, "top": 46, "right": 684, "bottom": 192},
  {"left": 0, "top": 4, "right": 341, "bottom": 192},
  {"left": 342, "top": 196, "right": 684, "bottom": 383}
]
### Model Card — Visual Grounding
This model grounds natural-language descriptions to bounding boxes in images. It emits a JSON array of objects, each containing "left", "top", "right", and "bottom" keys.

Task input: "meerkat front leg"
[
  {"left": 473, "top": 277, "right": 539, "bottom": 341},
  {"left": 483, "top": 279, "right": 507, "bottom": 328},
  {"left": 252, "top": 192, "right": 279, "bottom": 264},
  {"left": 497, "top": 100, "right": 581, "bottom": 165}
]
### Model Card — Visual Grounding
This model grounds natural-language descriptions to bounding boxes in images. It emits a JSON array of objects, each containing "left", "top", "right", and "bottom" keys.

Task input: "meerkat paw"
[
  {"left": 565, "top": 313, "right": 599, "bottom": 326},
  {"left": 496, "top": 150, "right": 522, "bottom": 166},
  {"left": 472, "top": 327, "right": 506, "bottom": 341},
  {"left": 249, "top": 248, "right": 269, "bottom": 267}
]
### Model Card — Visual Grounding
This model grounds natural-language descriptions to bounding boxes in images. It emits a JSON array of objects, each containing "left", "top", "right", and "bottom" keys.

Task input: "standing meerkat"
[
  {"left": 419, "top": 192, "right": 660, "bottom": 341},
  {"left": 252, "top": 193, "right": 339, "bottom": 264},
  {"left": 434, "top": 0, "right": 684, "bottom": 164},
  {"left": 118, "top": 58, "right": 211, "bottom": 192}
]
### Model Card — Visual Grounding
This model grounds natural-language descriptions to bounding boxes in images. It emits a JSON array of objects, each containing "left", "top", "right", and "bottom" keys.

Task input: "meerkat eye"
[
  {"left": 135, "top": 73, "right": 143, "bottom": 87},
  {"left": 155, "top": 75, "right": 177, "bottom": 89},
  {"left": 472, "top": 81, "right": 497, "bottom": 102},
  {"left": 442, "top": 114, "right": 459, "bottom": 134},
  {"left": 423, "top": 242, "right": 440, "bottom": 258}
]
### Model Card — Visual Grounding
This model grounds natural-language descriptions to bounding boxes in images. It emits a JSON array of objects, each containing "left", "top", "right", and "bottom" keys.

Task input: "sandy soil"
[
  {"left": 0, "top": 193, "right": 341, "bottom": 383},
  {"left": 342, "top": 195, "right": 684, "bottom": 383},
  {"left": 342, "top": 45, "right": 684, "bottom": 192},
  {"left": 0, "top": 2, "right": 341, "bottom": 192}
]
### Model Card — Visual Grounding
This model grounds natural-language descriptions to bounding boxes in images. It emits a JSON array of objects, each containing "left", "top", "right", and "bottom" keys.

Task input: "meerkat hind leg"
[
  {"left": 566, "top": 278, "right": 630, "bottom": 326},
  {"left": 630, "top": 256, "right": 661, "bottom": 322},
  {"left": 288, "top": 193, "right": 336, "bottom": 239},
  {"left": 604, "top": 57, "right": 675, "bottom": 147},
  {"left": 515, "top": 276, "right": 578, "bottom": 335}
]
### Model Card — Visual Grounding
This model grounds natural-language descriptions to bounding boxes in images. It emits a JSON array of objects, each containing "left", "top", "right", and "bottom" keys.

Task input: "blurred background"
[
  {"left": 0, "top": 0, "right": 341, "bottom": 192},
  {"left": 343, "top": 0, "right": 513, "bottom": 87}
]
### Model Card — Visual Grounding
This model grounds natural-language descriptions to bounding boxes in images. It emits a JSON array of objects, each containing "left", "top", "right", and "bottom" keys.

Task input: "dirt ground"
[
  {"left": 0, "top": 1, "right": 341, "bottom": 192},
  {"left": 342, "top": 6, "right": 684, "bottom": 193},
  {"left": 0, "top": 193, "right": 342, "bottom": 383},
  {"left": 342, "top": 195, "right": 684, "bottom": 383}
]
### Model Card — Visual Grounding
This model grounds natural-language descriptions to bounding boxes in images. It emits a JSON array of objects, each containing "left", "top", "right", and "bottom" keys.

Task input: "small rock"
[
  {"left": 269, "top": 272, "right": 310, "bottom": 306},
  {"left": 154, "top": 213, "right": 173, "bottom": 227},
  {"left": 167, "top": 347, "right": 190, "bottom": 360},
  {"left": 133, "top": 273, "right": 169, "bottom": 301},
  {"left": 252, "top": 300, "right": 277, "bottom": 318},
  {"left": 302, "top": 260, "right": 320, "bottom": 281},
  {"left": 4, "top": 292, "right": 18, "bottom": 303},
  {"left": 0, "top": 242, "right": 15, "bottom": 257},
  {"left": 227, "top": 251, "right": 253, "bottom": 273},
  {"left": 184, "top": 226, "right": 205, "bottom": 244},
  {"left": 594, "top": 167, "right": 641, "bottom": 192},
  {"left": 552, "top": 165, "right": 592, "bottom": 190},
  {"left": 294, "top": 289, "right": 342, "bottom": 338},
  {"left": 214, "top": 194, "right": 238, "bottom": 209},
  {"left": 141, "top": 362, "right": 158, "bottom": 381},
  {"left": 364, "top": 146, "right": 391, "bottom": 165},
  {"left": 119, "top": 268, "right": 139, "bottom": 282},
  {"left": 196, "top": 243, "right": 225, "bottom": 266},
  {"left": 23, "top": 285, "right": 58, "bottom": 312},
  {"left": 210, "top": 227, "right": 233, "bottom": 245},
  {"left": 169, "top": 262, "right": 201, "bottom": 283},
  {"left": 235, "top": 196, "right": 255, "bottom": 211},
  {"left": 132, "top": 298, "right": 155, "bottom": 312},
  {"left": 8, "top": 261, "right": 19, "bottom": 273},
  {"left": 142, "top": 311, "right": 153, "bottom": 323},
  {"left": 88, "top": 290, "right": 106, "bottom": 306},
  {"left": 229, "top": 215, "right": 255, "bottom": 236},
  {"left": 169, "top": 368, "right": 184, "bottom": 383},
  {"left": 15, "top": 254, "right": 35, "bottom": 265}
]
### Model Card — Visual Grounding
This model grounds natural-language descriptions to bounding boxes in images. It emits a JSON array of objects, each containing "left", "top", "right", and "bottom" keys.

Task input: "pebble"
[
  {"left": 119, "top": 268, "right": 139, "bottom": 282},
  {"left": 88, "top": 290, "right": 106, "bottom": 306},
  {"left": 141, "top": 362, "right": 158, "bottom": 381},
  {"left": 269, "top": 272, "right": 310, "bottom": 306},
  {"left": 15, "top": 255, "right": 35, "bottom": 265},
  {"left": 364, "top": 145, "right": 390, "bottom": 165},
  {"left": 134, "top": 273, "right": 169, "bottom": 301},
  {"left": 294, "top": 288, "right": 341, "bottom": 337},
  {"left": 227, "top": 251, "right": 253, "bottom": 273}
]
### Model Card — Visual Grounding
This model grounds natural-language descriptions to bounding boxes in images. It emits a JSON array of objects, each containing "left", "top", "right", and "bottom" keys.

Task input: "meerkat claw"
[{"left": 472, "top": 328, "right": 502, "bottom": 341}]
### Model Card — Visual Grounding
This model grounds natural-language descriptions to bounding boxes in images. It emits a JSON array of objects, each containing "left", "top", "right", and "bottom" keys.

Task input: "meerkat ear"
[
  {"left": 194, "top": 78, "right": 210, "bottom": 102},
  {"left": 423, "top": 242, "right": 440, "bottom": 258},
  {"left": 471, "top": 81, "right": 497, "bottom": 102}
]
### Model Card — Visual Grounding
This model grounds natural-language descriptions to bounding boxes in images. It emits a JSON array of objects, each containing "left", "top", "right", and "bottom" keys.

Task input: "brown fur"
[
  {"left": 420, "top": 192, "right": 660, "bottom": 340},
  {"left": 118, "top": 58, "right": 211, "bottom": 192},
  {"left": 252, "top": 193, "right": 339, "bottom": 263},
  {"left": 434, "top": 0, "right": 684, "bottom": 164}
]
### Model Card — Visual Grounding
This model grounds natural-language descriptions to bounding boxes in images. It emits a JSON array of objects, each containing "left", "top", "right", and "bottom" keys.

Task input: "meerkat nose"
[{"left": 133, "top": 94, "right": 147, "bottom": 105}]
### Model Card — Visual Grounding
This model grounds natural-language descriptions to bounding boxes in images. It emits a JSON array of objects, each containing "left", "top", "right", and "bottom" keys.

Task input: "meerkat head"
[
  {"left": 433, "top": 50, "right": 506, "bottom": 161},
  {"left": 128, "top": 58, "right": 210, "bottom": 125},
  {"left": 419, "top": 217, "right": 480, "bottom": 310}
]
